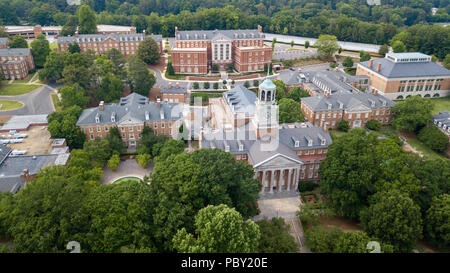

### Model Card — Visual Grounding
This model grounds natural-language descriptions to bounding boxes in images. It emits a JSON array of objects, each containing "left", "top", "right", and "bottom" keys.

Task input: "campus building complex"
[
  {"left": 171, "top": 26, "right": 272, "bottom": 74},
  {"left": 200, "top": 75, "right": 332, "bottom": 195},
  {"left": 0, "top": 48, "right": 35, "bottom": 80},
  {"left": 57, "top": 33, "right": 163, "bottom": 56},
  {"left": 356, "top": 52, "right": 450, "bottom": 100},
  {"left": 76, "top": 93, "right": 184, "bottom": 147}
]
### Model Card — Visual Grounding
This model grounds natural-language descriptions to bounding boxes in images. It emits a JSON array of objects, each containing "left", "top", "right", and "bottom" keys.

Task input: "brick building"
[
  {"left": 200, "top": 76, "right": 332, "bottom": 195},
  {"left": 57, "top": 33, "right": 163, "bottom": 56},
  {"left": 171, "top": 26, "right": 271, "bottom": 74},
  {"left": 160, "top": 82, "right": 187, "bottom": 103},
  {"left": 301, "top": 91, "right": 395, "bottom": 129},
  {"left": 356, "top": 52, "right": 450, "bottom": 100},
  {"left": 0, "top": 48, "right": 35, "bottom": 80},
  {"left": 76, "top": 93, "right": 184, "bottom": 147}
]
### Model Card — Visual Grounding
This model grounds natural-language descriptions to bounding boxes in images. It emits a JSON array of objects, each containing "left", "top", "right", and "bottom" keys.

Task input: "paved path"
[
  {"left": 285, "top": 217, "right": 311, "bottom": 253},
  {"left": 101, "top": 159, "right": 153, "bottom": 184},
  {"left": 0, "top": 84, "right": 55, "bottom": 116}
]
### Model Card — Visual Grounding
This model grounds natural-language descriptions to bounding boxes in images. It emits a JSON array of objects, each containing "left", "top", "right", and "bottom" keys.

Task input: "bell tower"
[{"left": 253, "top": 68, "right": 279, "bottom": 139}]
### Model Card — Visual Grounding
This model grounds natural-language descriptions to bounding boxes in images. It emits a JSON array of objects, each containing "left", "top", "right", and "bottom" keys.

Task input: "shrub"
[
  {"left": 167, "top": 62, "right": 174, "bottom": 75},
  {"left": 366, "top": 119, "right": 381, "bottom": 131},
  {"left": 222, "top": 80, "right": 227, "bottom": 85},
  {"left": 107, "top": 153, "right": 120, "bottom": 171},
  {"left": 213, "top": 82, "right": 219, "bottom": 89},
  {"left": 298, "top": 181, "right": 318, "bottom": 192},
  {"left": 253, "top": 79, "right": 259, "bottom": 87},
  {"left": 342, "top": 57, "right": 354, "bottom": 68},
  {"left": 244, "top": 81, "right": 250, "bottom": 88},
  {"left": 329, "top": 62, "right": 338, "bottom": 68},
  {"left": 417, "top": 126, "right": 449, "bottom": 153},
  {"left": 193, "top": 82, "right": 199, "bottom": 89},
  {"left": 337, "top": 120, "right": 350, "bottom": 132},
  {"left": 305, "top": 41, "right": 310, "bottom": 49},
  {"left": 136, "top": 153, "right": 152, "bottom": 168},
  {"left": 203, "top": 82, "right": 210, "bottom": 89}
]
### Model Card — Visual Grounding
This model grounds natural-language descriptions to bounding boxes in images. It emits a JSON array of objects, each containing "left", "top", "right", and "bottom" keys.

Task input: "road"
[
  {"left": 265, "top": 33, "right": 381, "bottom": 53},
  {"left": 0, "top": 84, "right": 56, "bottom": 116}
]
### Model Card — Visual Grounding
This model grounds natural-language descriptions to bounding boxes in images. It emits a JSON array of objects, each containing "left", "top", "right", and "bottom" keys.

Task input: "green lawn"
[
  {"left": 0, "top": 100, "right": 24, "bottom": 110},
  {"left": 430, "top": 97, "right": 450, "bottom": 114},
  {"left": 50, "top": 43, "right": 58, "bottom": 50},
  {"left": 113, "top": 177, "right": 143, "bottom": 184},
  {"left": 407, "top": 139, "right": 447, "bottom": 161},
  {"left": 12, "top": 73, "right": 35, "bottom": 83},
  {"left": 51, "top": 93, "right": 61, "bottom": 111},
  {"left": 0, "top": 84, "right": 40, "bottom": 96}
]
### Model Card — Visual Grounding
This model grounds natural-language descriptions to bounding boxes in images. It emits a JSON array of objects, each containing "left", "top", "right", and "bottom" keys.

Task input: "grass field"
[
  {"left": 407, "top": 138, "right": 447, "bottom": 161},
  {"left": 0, "top": 100, "right": 24, "bottom": 110},
  {"left": 49, "top": 43, "right": 58, "bottom": 50},
  {"left": 51, "top": 93, "right": 61, "bottom": 111},
  {"left": 113, "top": 177, "right": 143, "bottom": 184},
  {"left": 430, "top": 97, "right": 450, "bottom": 114},
  {"left": 0, "top": 84, "right": 40, "bottom": 96}
]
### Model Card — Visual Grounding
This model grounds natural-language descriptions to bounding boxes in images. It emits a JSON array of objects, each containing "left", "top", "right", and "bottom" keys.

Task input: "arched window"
[
  {"left": 266, "top": 91, "right": 271, "bottom": 101},
  {"left": 424, "top": 94, "right": 431, "bottom": 98},
  {"left": 433, "top": 93, "right": 440, "bottom": 97},
  {"left": 261, "top": 90, "right": 265, "bottom": 101},
  {"left": 396, "top": 95, "right": 404, "bottom": 100}
]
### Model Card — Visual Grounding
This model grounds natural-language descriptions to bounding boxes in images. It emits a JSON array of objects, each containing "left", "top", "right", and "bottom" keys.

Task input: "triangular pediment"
[
  {"left": 255, "top": 154, "right": 302, "bottom": 169},
  {"left": 212, "top": 33, "right": 231, "bottom": 42},
  {"left": 346, "top": 103, "right": 371, "bottom": 112},
  {"left": 118, "top": 113, "right": 142, "bottom": 124}
]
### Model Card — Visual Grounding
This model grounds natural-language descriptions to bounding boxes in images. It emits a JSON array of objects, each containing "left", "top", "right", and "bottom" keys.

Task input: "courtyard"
[{"left": 101, "top": 159, "right": 153, "bottom": 184}]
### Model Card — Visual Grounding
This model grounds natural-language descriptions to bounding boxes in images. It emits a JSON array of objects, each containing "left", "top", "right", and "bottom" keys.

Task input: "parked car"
[
  {"left": 11, "top": 150, "right": 27, "bottom": 155},
  {"left": 0, "top": 139, "right": 10, "bottom": 144},
  {"left": 9, "top": 130, "right": 17, "bottom": 135},
  {"left": 13, "top": 133, "right": 27, "bottom": 139},
  {"left": 9, "top": 139, "right": 24, "bottom": 144}
]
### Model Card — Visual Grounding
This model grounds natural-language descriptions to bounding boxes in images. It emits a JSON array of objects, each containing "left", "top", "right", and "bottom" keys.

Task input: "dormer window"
[
  {"left": 321, "top": 139, "right": 326, "bottom": 145},
  {"left": 95, "top": 113, "right": 100, "bottom": 123},
  {"left": 239, "top": 144, "right": 244, "bottom": 151},
  {"left": 295, "top": 141, "right": 300, "bottom": 147},
  {"left": 225, "top": 145, "right": 230, "bottom": 152},
  {"left": 111, "top": 112, "right": 116, "bottom": 122},
  {"left": 308, "top": 140, "right": 312, "bottom": 146},
  {"left": 145, "top": 111, "right": 149, "bottom": 121}
]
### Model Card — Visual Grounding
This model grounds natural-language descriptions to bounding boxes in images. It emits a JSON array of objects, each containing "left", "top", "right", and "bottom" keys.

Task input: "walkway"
[{"left": 101, "top": 159, "right": 153, "bottom": 184}]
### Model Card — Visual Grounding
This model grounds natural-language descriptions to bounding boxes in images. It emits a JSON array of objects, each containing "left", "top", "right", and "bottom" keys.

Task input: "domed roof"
[{"left": 259, "top": 77, "right": 276, "bottom": 90}]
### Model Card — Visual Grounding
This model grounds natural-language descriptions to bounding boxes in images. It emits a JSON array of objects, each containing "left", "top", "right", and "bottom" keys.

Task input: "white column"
[
  {"left": 294, "top": 168, "right": 300, "bottom": 191},
  {"left": 280, "top": 170, "right": 285, "bottom": 192},
  {"left": 270, "top": 170, "right": 274, "bottom": 194},
  {"left": 287, "top": 169, "right": 292, "bottom": 191},
  {"left": 260, "top": 170, "right": 266, "bottom": 194}
]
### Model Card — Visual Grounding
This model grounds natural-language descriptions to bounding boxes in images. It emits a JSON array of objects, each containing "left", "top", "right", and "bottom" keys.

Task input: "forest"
[{"left": 0, "top": 1, "right": 449, "bottom": 57}]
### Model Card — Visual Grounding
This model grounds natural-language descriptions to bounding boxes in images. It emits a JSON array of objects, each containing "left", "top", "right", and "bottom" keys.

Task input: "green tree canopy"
[
  {"left": 127, "top": 55, "right": 155, "bottom": 97},
  {"left": 78, "top": 5, "right": 97, "bottom": 34},
  {"left": 417, "top": 126, "right": 449, "bottom": 153},
  {"left": 392, "top": 40, "right": 406, "bottom": 53},
  {"left": 60, "top": 15, "right": 78, "bottom": 36},
  {"left": 172, "top": 204, "right": 260, "bottom": 253},
  {"left": 137, "top": 37, "right": 161, "bottom": 64},
  {"left": 59, "top": 83, "right": 90, "bottom": 109},
  {"left": 391, "top": 96, "right": 433, "bottom": 132},
  {"left": 315, "top": 34, "right": 339, "bottom": 59},
  {"left": 8, "top": 36, "right": 28, "bottom": 48},
  {"left": 256, "top": 217, "right": 299, "bottom": 253},
  {"left": 278, "top": 98, "right": 304, "bottom": 124},
  {"left": 47, "top": 105, "right": 85, "bottom": 149},
  {"left": 30, "top": 34, "right": 50, "bottom": 68},
  {"left": 287, "top": 87, "right": 310, "bottom": 102},
  {"left": 424, "top": 194, "right": 450, "bottom": 251}
]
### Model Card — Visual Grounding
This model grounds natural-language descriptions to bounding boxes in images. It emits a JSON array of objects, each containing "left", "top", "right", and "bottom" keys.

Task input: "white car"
[
  {"left": 9, "top": 139, "right": 24, "bottom": 144},
  {"left": 9, "top": 130, "right": 17, "bottom": 135},
  {"left": 13, "top": 133, "right": 27, "bottom": 138},
  {"left": 0, "top": 139, "right": 9, "bottom": 144},
  {"left": 11, "top": 150, "right": 27, "bottom": 155}
]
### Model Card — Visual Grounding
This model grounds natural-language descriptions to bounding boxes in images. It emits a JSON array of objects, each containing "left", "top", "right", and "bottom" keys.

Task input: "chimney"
[
  {"left": 376, "top": 63, "right": 381, "bottom": 72},
  {"left": 257, "top": 25, "right": 263, "bottom": 33},
  {"left": 324, "top": 90, "right": 330, "bottom": 98},
  {"left": 175, "top": 82, "right": 179, "bottom": 88},
  {"left": 168, "top": 82, "right": 172, "bottom": 88},
  {"left": 369, "top": 59, "right": 373, "bottom": 68},
  {"left": 175, "top": 26, "right": 178, "bottom": 35},
  {"left": 157, "top": 98, "right": 161, "bottom": 108},
  {"left": 20, "top": 169, "right": 32, "bottom": 183},
  {"left": 99, "top": 101, "right": 104, "bottom": 111},
  {"left": 373, "top": 89, "right": 378, "bottom": 96}
]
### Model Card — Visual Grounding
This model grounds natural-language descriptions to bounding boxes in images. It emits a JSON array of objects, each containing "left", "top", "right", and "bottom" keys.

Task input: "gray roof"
[
  {"left": 279, "top": 124, "right": 332, "bottom": 151},
  {"left": 161, "top": 85, "right": 187, "bottom": 94},
  {"left": 302, "top": 70, "right": 364, "bottom": 94},
  {"left": 433, "top": 110, "right": 450, "bottom": 128},
  {"left": 0, "top": 114, "right": 48, "bottom": 131},
  {"left": 302, "top": 91, "right": 395, "bottom": 111},
  {"left": 176, "top": 29, "right": 264, "bottom": 41},
  {"left": 248, "top": 138, "right": 303, "bottom": 167},
  {"left": 277, "top": 70, "right": 302, "bottom": 86},
  {"left": 200, "top": 129, "right": 256, "bottom": 155},
  {"left": 0, "top": 146, "right": 11, "bottom": 166},
  {"left": 0, "top": 38, "right": 8, "bottom": 45},
  {"left": 58, "top": 33, "right": 162, "bottom": 44},
  {"left": 0, "top": 48, "right": 32, "bottom": 57},
  {"left": 223, "top": 85, "right": 257, "bottom": 116},
  {"left": 76, "top": 93, "right": 183, "bottom": 126},
  {"left": 0, "top": 153, "right": 67, "bottom": 193},
  {"left": 359, "top": 57, "right": 450, "bottom": 78}
]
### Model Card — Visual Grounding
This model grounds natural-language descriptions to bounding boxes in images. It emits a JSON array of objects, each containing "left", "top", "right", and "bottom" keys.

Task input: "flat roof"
[{"left": 0, "top": 114, "right": 48, "bottom": 131}]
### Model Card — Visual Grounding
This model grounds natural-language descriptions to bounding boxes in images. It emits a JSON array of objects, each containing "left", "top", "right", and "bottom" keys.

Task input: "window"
[
  {"left": 89, "top": 127, "right": 93, "bottom": 133},
  {"left": 154, "top": 123, "right": 158, "bottom": 129},
  {"left": 121, "top": 127, "right": 125, "bottom": 132},
  {"left": 90, "top": 134, "right": 94, "bottom": 140}
]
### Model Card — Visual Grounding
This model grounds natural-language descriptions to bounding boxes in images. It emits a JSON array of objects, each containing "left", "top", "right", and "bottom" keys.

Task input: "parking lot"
[{"left": 3, "top": 126, "right": 53, "bottom": 155}]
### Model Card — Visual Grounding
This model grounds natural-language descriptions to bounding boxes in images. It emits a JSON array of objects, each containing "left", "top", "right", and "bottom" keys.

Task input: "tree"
[
  {"left": 62, "top": 65, "right": 92, "bottom": 89},
  {"left": 337, "top": 120, "right": 349, "bottom": 132},
  {"left": 273, "top": 79, "right": 288, "bottom": 101},
  {"left": 47, "top": 106, "right": 85, "bottom": 149},
  {"left": 227, "top": 63, "right": 234, "bottom": 72},
  {"left": 149, "top": 149, "right": 260, "bottom": 251},
  {"left": 378, "top": 44, "right": 389, "bottom": 56},
  {"left": 127, "top": 56, "right": 155, "bottom": 97},
  {"left": 366, "top": 119, "right": 381, "bottom": 131},
  {"left": 68, "top": 43, "right": 81, "bottom": 54},
  {"left": 256, "top": 217, "right": 298, "bottom": 253},
  {"left": 253, "top": 79, "right": 259, "bottom": 87},
  {"left": 136, "top": 153, "right": 152, "bottom": 168},
  {"left": 203, "top": 82, "right": 210, "bottom": 89},
  {"left": 213, "top": 82, "right": 219, "bottom": 89},
  {"left": 335, "top": 231, "right": 394, "bottom": 253},
  {"left": 167, "top": 62, "right": 175, "bottom": 75},
  {"left": 304, "top": 41, "right": 309, "bottom": 49},
  {"left": 392, "top": 96, "right": 433, "bottom": 132},
  {"left": 137, "top": 125, "right": 164, "bottom": 156},
  {"left": 153, "top": 139, "right": 185, "bottom": 161},
  {"left": 243, "top": 81, "right": 250, "bottom": 88},
  {"left": 424, "top": 194, "right": 450, "bottom": 251},
  {"left": 172, "top": 204, "right": 260, "bottom": 253},
  {"left": 443, "top": 54, "right": 450, "bottom": 70},
  {"left": 78, "top": 5, "right": 97, "bottom": 34},
  {"left": 271, "top": 38, "right": 276, "bottom": 51},
  {"left": 361, "top": 190, "right": 422, "bottom": 252},
  {"left": 315, "top": 34, "right": 339, "bottom": 59},
  {"left": 342, "top": 56, "right": 354, "bottom": 68},
  {"left": 60, "top": 15, "right": 78, "bottom": 36},
  {"left": 278, "top": 98, "right": 304, "bottom": 123},
  {"left": 212, "top": 64, "right": 219, "bottom": 72},
  {"left": 83, "top": 139, "right": 112, "bottom": 169},
  {"left": 290, "top": 40, "right": 294, "bottom": 48},
  {"left": 30, "top": 34, "right": 50, "bottom": 68},
  {"left": 359, "top": 51, "right": 371, "bottom": 62},
  {"left": 137, "top": 37, "right": 161, "bottom": 64},
  {"left": 193, "top": 82, "right": 199, "bottom": 89},
  {"left": 8, "top": 36, "right": 28, "bottom": 48},
  {"left": 59, "top": 83, "right": 89, "bottom": 109},
  {"left": 105, "top": 127, "right": 127, "bottom": 155},
  {"left": 107, "top": 153, "right": 120, "bottom": 171},
  {"left": 97, "top": 74, "right": 124, "bottom": 102},
  {"left": 417, "top": 126, "right": 449, "bottom": 153},
  {"left": 304, "top": 226, "right": 343, "bottom": 253},
  {"left": 392, "top": 40, "right": 406, "bottom": 53},
  {"left": 287, "top": 87, "right": 310, "bottom": 102},
  {"left": 82, "top": 181, "right": 156, "bottom": 253}
]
